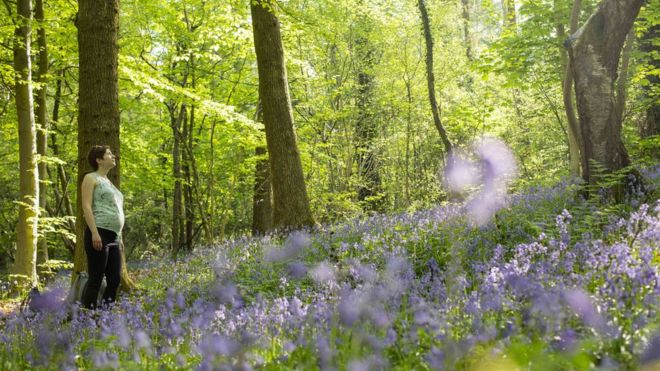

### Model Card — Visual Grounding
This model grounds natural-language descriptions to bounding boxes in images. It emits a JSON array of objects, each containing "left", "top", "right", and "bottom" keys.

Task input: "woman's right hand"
[{"left": 92, "top": 231, "right": 103, "bottom": 251}]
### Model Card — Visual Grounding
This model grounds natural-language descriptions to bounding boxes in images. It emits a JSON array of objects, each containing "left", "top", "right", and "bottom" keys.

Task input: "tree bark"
[
  {"left": 566, "top": 0, "right": 644, "bottom": 187},
  {"left": 35, "top": 0, "right": 49, "bottom": 267},
  {"left": 252, "top": 103, "right": 273, "bottom": 235},
  {"left": 169, "top": 103, "right": 185, "bottom": 256},
  {"left": 182, "top": 106, "right": 193, "bottom": 251},
  {"left": 461, "top": 0, "right": 473, "bottom": 61},
  {"left": 639, "top": 22, "right": 658, "bottom": 137},
  {"left": 252, "top": 145, "right": 272, "bottom": 234},
  {"left": 48, "top": 71, "right": 76, "bottom": 255},
  {"left": 354, "top": 16, "right": 382, "bottom": 211},
  {"left": 503, "top": 0, "right": 516, "bottom": 27},
  {"left": 418, "top": 0, "right": 453, "bottom": 158},
  {"left": 557, "top": 0, "right": 581, "bottom": 176},
  {"left": 12, "top": 0, "right": 39, "bottom": 288},
  {"left": 208, "top": 118, "right": 216, "bottom": 241},
  {"left": 616, "top": 30, "right": 635, "bottom": 122},
  {"left": 76, "top": 0, "right": 135, "bottom": 291},
  {"left": 251, "top": 0, "right": 316, "bottom": 230},
  {"left": 182, "top": 49, "right": 195, "bottom": 250},
  {"left": 184, "top": 108, "right": 213, "bottom": 246}
]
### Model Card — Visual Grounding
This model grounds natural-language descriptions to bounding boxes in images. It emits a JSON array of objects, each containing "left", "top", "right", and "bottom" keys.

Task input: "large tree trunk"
[
  {"left": 35, "top": 0, "right": 49, "bottom": 267},
  {"left": 354, "top": 16, "right": 382, "bottom": 211},
  {"left": 12, "top": 0, "right": 39, "bottom": 288},
  {"left": 566, "top": 0, "right": 643, "bottom": 188},
  {"left": 76, "top": 0, "right": 135, "bottom": 291},
  {"left": 418, "top": 0, "right": 453, "bottom": 158},
  {"left": 251, "top": 0, "right": 316, "bottom": 230},
  {"left": 557, "top": 0, "right": 582, "bottom": 176}
]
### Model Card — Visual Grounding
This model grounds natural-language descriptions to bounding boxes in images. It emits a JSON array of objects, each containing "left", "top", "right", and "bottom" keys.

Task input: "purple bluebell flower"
[
  {"left": 551, "top": 328, "right": 577, "bottom": 352},
  {"left": 338, "top": 290, "right": 362, "bottom": 326},
  {"left": 286, "top": 262, "right": 308, "bottom": 279},
  {"left": 641, "top": 335, "right": 660, "bottom": 365},
  {"left": 134, "top": 330, "right": 152, "bottom": 350},
  {"left": 29, "top": 288, "right": 66, "bottom": 312},
  {"left": 445, "top": 153, "right": 480, "bottom": 192},
  {"left": 562, "top": 288, "right": 605, "bottom": 331},
  {"left": 426, "top": 347, "right": 445, "bottom": 369},
  {"left": 473, "top": 136, "right": 517, "bottom": 183},
  {"left": 198, "top": 334, "right": 240, "bottom": 357},
  {"left": 310, "top": 262, "right": 336, "bottom": 284}
]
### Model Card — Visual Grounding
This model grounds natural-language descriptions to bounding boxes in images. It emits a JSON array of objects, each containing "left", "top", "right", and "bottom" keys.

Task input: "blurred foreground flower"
[
  {"left": 445, "top": 136, "right": 518, "bottom": 225},
  {"left": 28, "top": 288, "right": 66, "bottom": 312},
  {"left": 310, "top": 261, "right": 336, "bottom": 284},
  {"left": 264, "top": 231, "right": 310, "bottom": 262}
]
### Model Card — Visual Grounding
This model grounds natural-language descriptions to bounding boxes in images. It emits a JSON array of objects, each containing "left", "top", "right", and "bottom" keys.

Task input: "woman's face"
[{"left": 98, "top": 149, "right": 116, "bottom": 169}]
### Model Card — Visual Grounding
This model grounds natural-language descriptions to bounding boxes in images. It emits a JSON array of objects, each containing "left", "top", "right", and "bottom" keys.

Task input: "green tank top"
[{"left": 92, "top": 172, "right": 124, "bottom": 240}]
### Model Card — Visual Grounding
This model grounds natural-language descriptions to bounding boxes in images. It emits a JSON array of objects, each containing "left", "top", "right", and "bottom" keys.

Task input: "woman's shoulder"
[{"left": 83, "top": 172, "right": 100, "bottom": 184}]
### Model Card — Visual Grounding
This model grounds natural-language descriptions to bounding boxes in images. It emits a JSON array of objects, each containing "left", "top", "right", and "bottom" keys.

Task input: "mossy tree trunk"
[{"left": 12, "top": 0, "right": 39, "bottom": 288}]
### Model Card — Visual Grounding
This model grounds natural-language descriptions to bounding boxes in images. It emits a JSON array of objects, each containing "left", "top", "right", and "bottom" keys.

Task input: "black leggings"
[{"left": 82, "top": 227, "right": 121, "bottom": 309}]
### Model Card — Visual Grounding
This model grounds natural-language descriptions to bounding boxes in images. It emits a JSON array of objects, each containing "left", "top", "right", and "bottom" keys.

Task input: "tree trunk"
[
  {"left": 170, "top": 104, "right": 185, "bottom": 256},
  {"left": 251, "top": 0, "right": 316, "bottom": 230},
  {"left": 12, "top": 0, "right": 39, "bottom": 288},
  {"left": 503, "top": 0, "right": 516, "bottom": 27},
  {"left": 461, "top": 0, "right": 473, "bottom": 61},
  {"left": 182, "top": 106, "right": 193, "bottom": 251},
  {"left": 35, "top": 0, "right": 49, "bottom": 267},
  {"left": 616, "top": 30, "right": 635, "bottom": 122},
  {"left": 252, "top": 145, "right": 273, "bottom": 234},
  {"left": 76, "top": 0, "right": 135, "bottom": 291},
  {"left": 418, "top": 0, "right": 453, "bottom": 158},
  {"left": 557, "top": 0, "right": 581, "bottom": 176},
  {"left": 208, "top": 118, "right": 216, "bottom": 241},
  {"left": 184, "top": 109, "right": 212, "bottom": 246},
  {"left": 252, "top": 103, "right": 272, "bottom": 235},
  {"left": 565, "top": 0, "right": 644, "bottom": 187},
  {"left": 639, "top": 22, "right": 658, "bottom": 137},
  {"left": 48, "top": 71, "right": 76, "bottom": 255},
  {"left": 354, "top": 16, "right": 382, "bottom": 211}
]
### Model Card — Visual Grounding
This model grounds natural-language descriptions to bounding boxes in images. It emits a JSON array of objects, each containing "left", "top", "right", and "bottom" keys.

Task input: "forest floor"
[{"left": 1, "top": 170, "right": 659, "bottom": 369}]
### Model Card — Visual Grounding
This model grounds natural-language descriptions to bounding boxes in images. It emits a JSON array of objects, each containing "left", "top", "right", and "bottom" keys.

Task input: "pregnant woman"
[{"left": 80, "top": 145, "right": 124, "bottom": 309}]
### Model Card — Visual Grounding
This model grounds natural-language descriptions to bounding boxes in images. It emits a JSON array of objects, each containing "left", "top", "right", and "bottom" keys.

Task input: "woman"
[{"left": 80, "top": 145, "right": 124, "bottom": 309}]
